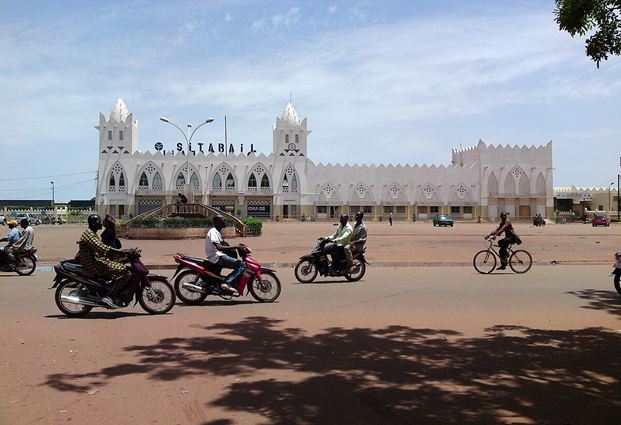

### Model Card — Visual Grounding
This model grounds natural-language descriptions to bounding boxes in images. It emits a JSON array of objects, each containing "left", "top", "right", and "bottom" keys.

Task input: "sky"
[{"left": 1, "top": 0, "right": 620, "bottom": 202}]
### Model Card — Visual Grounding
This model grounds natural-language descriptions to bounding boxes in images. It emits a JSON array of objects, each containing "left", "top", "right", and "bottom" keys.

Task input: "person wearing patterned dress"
[{"left": 78, "top": 214, "right": 131, "bottom": 309}]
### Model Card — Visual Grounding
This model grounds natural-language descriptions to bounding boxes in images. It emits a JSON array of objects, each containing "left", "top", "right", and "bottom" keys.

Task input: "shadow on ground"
[
  {"left": 568, "top": 288, "right": 621, "bottom": 318},
  {"left": 43, "top": 317, "right": 621, "bottom": 424}
]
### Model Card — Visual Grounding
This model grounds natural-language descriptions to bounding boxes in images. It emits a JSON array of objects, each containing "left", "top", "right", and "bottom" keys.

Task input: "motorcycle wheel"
[
  {"left": 345, "top": 259, "right": 366, "bottom": 282},
  {"left": 55, "top": 280, "right": 93, "bottom": 317},
  {"left": 249, "top": 271, "right": 281, "bottom": 303},
  {"left": 138, "top": 277, "right": 176, "bottom": 314},
  {"left": 294, "top": 259, "right": 318, "bottom": 283},
  {"left": 15, "top": 255, "right": 36, "bottom": 276},
  {"left": 614, "top": 275, "right": 621, "bottom": 295},
  {"left": 174, "top": 270, "right": 208, "bottom": 305}
]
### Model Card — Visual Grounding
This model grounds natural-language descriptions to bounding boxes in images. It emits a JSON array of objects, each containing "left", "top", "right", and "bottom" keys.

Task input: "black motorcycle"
[
  {"left": 532, "top": 215, "right": 545, "bottom": 227},
  {"left": 294, "top": 238, "right": 367, "bottom": 283},
  {"left": 0, "top": 248, "right": 37, "bottom": 275}
]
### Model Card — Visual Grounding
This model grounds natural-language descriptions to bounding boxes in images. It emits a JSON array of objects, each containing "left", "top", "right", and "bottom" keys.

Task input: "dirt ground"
[
  {"left": 1, "top": 223, "right": 621, "bottom": 424},
  {"left": 26, "top": 221, "right": 621, "bottom": 267}
]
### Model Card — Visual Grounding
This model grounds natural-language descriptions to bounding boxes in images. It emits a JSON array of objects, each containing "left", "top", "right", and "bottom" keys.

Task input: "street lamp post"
[
  {"left": 159, "top": 116, "right": 214, "bottom": 155},
  {"left": 609, "top": 181, "right": 614, "bottom": 218},
  {"left": 50, "top": 181, "right": 55, "bottom": 220}
]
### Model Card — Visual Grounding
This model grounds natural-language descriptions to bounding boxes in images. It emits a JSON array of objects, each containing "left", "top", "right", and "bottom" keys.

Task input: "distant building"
[{"left": 96, "top": 99, "right": 554, "bottom": 220}]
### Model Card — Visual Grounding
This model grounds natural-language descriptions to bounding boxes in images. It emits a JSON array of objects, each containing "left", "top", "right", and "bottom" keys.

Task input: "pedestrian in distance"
[{"left": 389, "top": 211, "right": 393, "bottom": 226}]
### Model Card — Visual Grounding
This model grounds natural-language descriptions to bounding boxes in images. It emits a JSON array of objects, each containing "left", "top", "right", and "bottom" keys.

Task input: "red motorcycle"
[
  {"left": 172, "top": 245, "right": 281, "bottom": 304},
  {"left": 51, "top": 248, "right": 176, "bottom": 317},
  {"left": 0, "top": 248, "right": 38, "bottom": 275}
]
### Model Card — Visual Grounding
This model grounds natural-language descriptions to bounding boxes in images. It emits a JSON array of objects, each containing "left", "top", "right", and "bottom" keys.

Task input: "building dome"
[
  {"left": 110, "top": 98, "right": 130, "bottom": 123},
  {"left": 280, "top": 102, "right": 300, "bottom": 125}
]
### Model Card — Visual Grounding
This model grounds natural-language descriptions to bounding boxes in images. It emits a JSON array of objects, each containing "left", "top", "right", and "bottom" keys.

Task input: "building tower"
[
  {"left": 273, "top": 102, "right": 311, "bottom": 157},
  {"left": 95, "top": 98, "right": 139, "bottom": 155}
]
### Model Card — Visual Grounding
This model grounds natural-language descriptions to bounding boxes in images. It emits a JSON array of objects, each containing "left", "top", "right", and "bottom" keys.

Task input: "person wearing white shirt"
[{"left": 205, "top": 215, "right": 246, "bottom": 295}]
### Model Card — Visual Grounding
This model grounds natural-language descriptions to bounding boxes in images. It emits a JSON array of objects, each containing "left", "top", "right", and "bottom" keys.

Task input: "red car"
[{"left": 592, "top": 216, "right": 610, "bottom": 227}]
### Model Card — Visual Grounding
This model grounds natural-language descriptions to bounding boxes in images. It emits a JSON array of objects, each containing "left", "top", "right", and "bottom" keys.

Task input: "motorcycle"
[
  {"left": 51, "top": 248, "right": 175, "bottom": 317},
  {"left": 172, "top": 244, "right": 281, "bottom": 305},
  {"left": 294, "top": 238, "right": 367, "bottom": 283},
  {"left": 532, "top": 215, "right": 545, "bottom": 227},
  {"left": 0, "top": 248, "right": 37, "bottom": 275}
]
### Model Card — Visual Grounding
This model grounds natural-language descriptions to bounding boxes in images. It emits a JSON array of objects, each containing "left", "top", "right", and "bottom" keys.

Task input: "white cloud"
[{"left": 328, "top": 5, "right": 337, "bottom": 14}]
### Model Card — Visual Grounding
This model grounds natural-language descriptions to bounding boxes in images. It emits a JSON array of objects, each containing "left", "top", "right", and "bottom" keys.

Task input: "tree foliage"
[{"left": 555, "top": 0, "right": 621, "bottom": 67}]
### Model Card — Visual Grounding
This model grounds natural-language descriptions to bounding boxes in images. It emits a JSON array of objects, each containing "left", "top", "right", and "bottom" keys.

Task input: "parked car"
[
  {"left": 433, "top": 214, "right": 454, "bottom": 227},
  {"left": 591, "top": 216, "right": 610, "bottom": 227},
  {"left": 15, "top": 213, "right": 41, "bottom": 226}
]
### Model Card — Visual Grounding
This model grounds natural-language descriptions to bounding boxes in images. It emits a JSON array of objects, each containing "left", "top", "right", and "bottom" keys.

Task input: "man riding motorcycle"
[
  {"left": 344, "top": 211, "right": 367, "bottom": 272},
  {"left": 78, "top": 214, "right": 131, "bottom": 309},
  {"left": 487, "top": 212, "right": 520, "bottom": 270},
  {"left": 10, "top": 218, "right": 35, "bottom": 257},
  {"left": 323, "top": 214, "right": 353, "bottom": 268},
  {"left": 0, "top": 219, "right": 21, "bottom": 262},
  {"left": 204, "top": 214, "right": 246, "bottom": 296}
]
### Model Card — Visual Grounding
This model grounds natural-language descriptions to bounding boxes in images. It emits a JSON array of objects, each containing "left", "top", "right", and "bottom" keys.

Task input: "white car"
[{"left": 15, "top": 213, "right": 41, "bottom": 226}]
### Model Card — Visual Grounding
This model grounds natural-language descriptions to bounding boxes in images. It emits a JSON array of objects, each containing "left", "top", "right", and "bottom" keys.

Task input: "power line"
[{"left": 0, "top": 171, "right": 96, "bottom": 182}]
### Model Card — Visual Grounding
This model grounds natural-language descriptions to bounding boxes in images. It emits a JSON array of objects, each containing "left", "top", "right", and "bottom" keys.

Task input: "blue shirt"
[{"left": 6, "top": 228, "right": 20, "bottom": 245}]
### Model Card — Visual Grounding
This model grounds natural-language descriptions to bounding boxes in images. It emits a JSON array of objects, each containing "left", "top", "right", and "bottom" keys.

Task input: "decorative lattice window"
[
  {"left": 488, "top": 173, "right": 498, "bottom": 195},
  {"left": 139, "top": 172, "right": 149, "bottom": 187},
  {"left": 518, "top": 174, "right": 530, "bottom": 195},
  {"left": 153, "top": 173, "right": 162, "bottom": 189},
  {"left": 355, "top": 183, "right": 368, "bottom": 199},
  {"left": 285, "top": 164, "right": 296, "bottom": 176},
  {"left": 190, "top": 172, "right": 199, "bottom": 190},
  {"left": 112, "top": 163, "right": 123, "bottom": 174},
  {"left": 423, "top": 184, "right": 434, "bottom": 199},
  {"left": 145, "top": 163, "right": 156, "bottom": 175},
  {"left": 252, "top": 164, "right": 266, "bottom": 176},
  {"left": 456, "top": 184, "right": 467, "bottom": 199},
  {"left": 182, "top": 163, "right": 193, "bottom": 174},
  {"left": 218, "top": 164, "right": 230, "bottom": 175},
  {"left": 323, "top": 184, "right": 335, "bottom": 199},
  {"left": 504, "top": 175, "right": 515, "bottom": 194},
  {"left": 248, "top": 174, "right": 257, "bottom": 188},
  {"left": 536, "top": 173, "right": 546, "bottom": 194},
  {"left": 213, "top": 173, "right": 222, "bottom": 188},
  {"left": 389, "top": 184, "right": 400, "bottom": 198},
  {"left": 225, "top": 173, "right": 235, "bottom": 188},
  {"left": 176, "top": 173, "right": 185, "bottom": 186},
  {"left": 511, "top": 167, "right": 523, "bottom": 179}
]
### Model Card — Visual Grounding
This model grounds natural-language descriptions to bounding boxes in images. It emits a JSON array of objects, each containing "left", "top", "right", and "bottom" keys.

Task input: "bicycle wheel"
[
  {"left": 509, "top": 250, "right": 532, "bottom": 274},
  {"left": 473, "top": 250, "right": 496, "bottom": 274}
]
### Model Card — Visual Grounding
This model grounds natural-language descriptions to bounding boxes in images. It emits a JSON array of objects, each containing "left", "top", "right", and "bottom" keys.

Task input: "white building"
[{"left": 96, "top": 99, "right": 554, "bottom": 220}]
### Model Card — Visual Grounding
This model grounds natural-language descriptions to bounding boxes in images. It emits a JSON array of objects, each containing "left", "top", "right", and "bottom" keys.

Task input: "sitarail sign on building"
[{"left": 155, "top": 141, "right": 257, "bottom": 155}]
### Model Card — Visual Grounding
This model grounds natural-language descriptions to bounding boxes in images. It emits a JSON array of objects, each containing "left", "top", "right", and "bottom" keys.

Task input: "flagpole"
[{"left": 224, "top": 115, "right": 228, "bottom": 156}]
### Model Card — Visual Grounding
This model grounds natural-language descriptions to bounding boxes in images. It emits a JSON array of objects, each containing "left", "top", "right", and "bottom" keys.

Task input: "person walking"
[{"left": 389, "top": 211, "right": 393, "bottom": 226}]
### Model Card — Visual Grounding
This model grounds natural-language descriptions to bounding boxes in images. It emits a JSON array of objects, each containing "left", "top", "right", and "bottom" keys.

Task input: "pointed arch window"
[
  {"left": 225, "top": 173, "right": 235, "bottom": 188},
  {"left": 119, "top": 172, "right": 125, "bottom": 187},
  {"left": 261, "top": 174, "right": 270, "bottom": 188},
  {"left": 282, "top": 174, "right": 289, "bottom": 191},
  {"left": 248, "top": 173, "right": 257, "bottom": 188},
  {"left": 291, "top": 174, "right": 298, "bottom": 191},
  {"left": 190, "top": 172, "right": 199, "bottom": 190},
  {"left": 176, "top": 172, "right": 185, "bottom": 186},
  {"left": 213, "top": 173, "right": 222, "bottom": 188},
  {"left": 109, "top": 174, "right": 116, "bottom": 187},
  {"left": 153, "top": 172, "right": 162, "bottom": 189},
  {"left": 139, "top": 172, "right": 149, "bottom": 187}
]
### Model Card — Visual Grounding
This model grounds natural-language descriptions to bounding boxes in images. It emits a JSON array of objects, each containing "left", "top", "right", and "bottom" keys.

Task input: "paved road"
[{"left": 1, "top": 265, "right": 620, "bottom": 424}]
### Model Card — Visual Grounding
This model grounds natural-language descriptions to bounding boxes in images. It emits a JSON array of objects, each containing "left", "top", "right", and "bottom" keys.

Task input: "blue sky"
[{"left": 1, "top": 0, "right": 620, "bottom": 201}]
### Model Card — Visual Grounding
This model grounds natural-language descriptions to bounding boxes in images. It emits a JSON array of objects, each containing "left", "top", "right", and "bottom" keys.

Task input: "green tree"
[{"left": 554, "top": 0, "right": 621, "bottom": 67}]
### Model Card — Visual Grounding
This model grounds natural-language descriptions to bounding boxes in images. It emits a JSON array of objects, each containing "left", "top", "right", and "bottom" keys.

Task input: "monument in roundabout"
[{"left": 120, "top": 184, "right": 248, "bottom": 239}]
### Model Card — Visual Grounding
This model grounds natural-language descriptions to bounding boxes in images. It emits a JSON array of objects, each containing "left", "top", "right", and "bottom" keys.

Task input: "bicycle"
[{"left": 473, "top": 236, "right": 532, "bottom": 274}]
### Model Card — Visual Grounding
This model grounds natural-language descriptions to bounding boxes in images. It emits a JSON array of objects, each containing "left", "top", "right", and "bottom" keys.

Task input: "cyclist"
[{"left": 487, "top": 212, "right": 520, "bottom": 270}]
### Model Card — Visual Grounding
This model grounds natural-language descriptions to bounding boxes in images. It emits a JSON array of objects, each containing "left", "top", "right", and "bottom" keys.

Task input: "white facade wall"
[{"left": 96, "top": 99, "right": 554, "bottom": 220}]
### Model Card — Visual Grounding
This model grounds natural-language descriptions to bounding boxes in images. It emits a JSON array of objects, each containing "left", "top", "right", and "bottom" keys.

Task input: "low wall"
[{"left": 126, "top": 227, "right": 237, "bottom": 240}]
